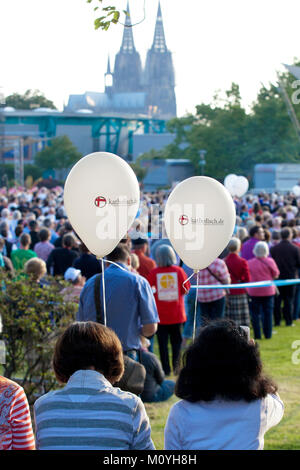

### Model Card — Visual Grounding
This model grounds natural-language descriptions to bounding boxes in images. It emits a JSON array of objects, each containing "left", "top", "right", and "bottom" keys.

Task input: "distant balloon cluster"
[{"left": 224, "top": 174, "right": 249, "bottom": 197}]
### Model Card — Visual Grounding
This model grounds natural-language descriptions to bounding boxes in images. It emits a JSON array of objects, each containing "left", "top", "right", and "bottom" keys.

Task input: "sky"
[{"left": 1, "top": 0, "right": 300, "bottom": 116}]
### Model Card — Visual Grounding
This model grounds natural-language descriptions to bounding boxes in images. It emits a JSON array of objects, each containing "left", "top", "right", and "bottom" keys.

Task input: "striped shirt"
[
  {"left": 0, "top": 376, "right": 35, "bottom": 450},
  {"left": 34, "top": 369, "right": 155, "bottom": 450}
]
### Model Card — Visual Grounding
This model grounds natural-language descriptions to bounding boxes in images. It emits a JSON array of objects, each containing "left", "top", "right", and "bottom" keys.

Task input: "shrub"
[{"left": 0, "top": 271, "right": 77, "bottom": 404}]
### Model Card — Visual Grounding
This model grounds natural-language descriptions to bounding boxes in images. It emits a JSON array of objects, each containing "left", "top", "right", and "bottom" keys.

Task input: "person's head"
[
  {"left": 24, "top": 258, "right": 47, "bottom": 282},
  {"left": 175, "top": 320, "right": 277, "bottom": 402},
  {"left": 12, "top": 210, "right": 21, "bottom": 221},
  {"left": 0, "top": 221, "right": 8, "bottom": 237},
  {"left": 253, "top": 202, "right": 262, "bottom": 214},
  {"left": 156, "top": 244, "right": 177, "bottom": 267},
  {"left": 15, "top": 225, "right": 23, "bottom": 238},
  {"left": 79, "top": 241, "right": 90, "bottom": 254},
  {"left": 64, "top": 267, "right": 85, "bottom": 286},
  {"left": 249, "top": 225, "right": 265, "bottom": 240},
  {"left": 106, "top": 244, "right": 131, "bottom": 266},
  {"left": 288, "top": 219, "right": 296, "bottom": 228},
  {"left": 29, "top": 220, "right": 38, "bottom": 231},
  {"left": 292, "top": 227, "right": 298, "bottom": 240},
  {"left": 236, "top": 227, "right": 248, "bottom": 242},
  {"left": 130, "top": 253, "right": 140, "bottom": 271},
  {"left": 273, "top": 216, "right": 282, "bottom": 229},
  {"left": 271, "top": 230, "right": 281, "bottom": 243},
  {"left": 255, "top": 214, "right": 262, "bottom": 224},
  {"left": 281, "top": 227, "right": 292, "bottom": 241},
  {"left": 39, "top": 228, "right": 51, "bottom": 243},
  {"left": 253, "top": 241, "right": 269, "bottom": 258},
  {"left": 52, "top": 322, "right": 124, "bottom": 384},
  {"left": 132, "top": 238, "right": 148, "bottom": 253},
  {"left": 263, "top": 229, "right": 271, "bottom": 244},
  {"left": 43, "top": 218, "right": 53, "bottom": 229},
  {"left": 1, "top": 208, "right": 9, "bottom": 219},
  {"left": 20, "top": 233, "right": 31, "bottom": 249},
  {"left": 120, "top": 233, "right": 132, "bottom": 250},
  {"left": 227, "top": 237, "right": 241, "bottom": 254},
  {"left": 62, "top": 233, "right": 75, "bottom": 249}
]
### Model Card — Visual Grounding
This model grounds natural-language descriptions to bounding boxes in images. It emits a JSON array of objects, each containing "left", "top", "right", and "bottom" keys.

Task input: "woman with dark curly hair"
[
  {"left": 34, "top": 321, "right": 155, "bottom": 450},
  {"left": 164, "top": 320, "right": 284, "bottom": 450}
]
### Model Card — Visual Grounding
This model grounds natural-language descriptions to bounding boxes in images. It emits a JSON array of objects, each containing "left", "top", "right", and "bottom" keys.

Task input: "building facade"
[{"left": 65, "top": 2, "right": 177, "bottom": 119}]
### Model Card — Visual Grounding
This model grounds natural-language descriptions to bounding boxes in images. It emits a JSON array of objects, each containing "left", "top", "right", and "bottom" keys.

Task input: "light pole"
[{"left": 199, "top": 149, "right": 207, "bottom": 176}]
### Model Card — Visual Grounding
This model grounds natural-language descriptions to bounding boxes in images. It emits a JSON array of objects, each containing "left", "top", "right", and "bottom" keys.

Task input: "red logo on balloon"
[
  {"left": 94, "top": 196, "right": 107, "bottom": 208},
  {"left": 179, "top": 215, "right": 189, "bottom": 225}
]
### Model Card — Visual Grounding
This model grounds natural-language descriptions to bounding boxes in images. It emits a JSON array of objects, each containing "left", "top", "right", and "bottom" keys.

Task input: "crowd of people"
[{"left": 1, "top": 184, "right": 299, "bottom": 450}]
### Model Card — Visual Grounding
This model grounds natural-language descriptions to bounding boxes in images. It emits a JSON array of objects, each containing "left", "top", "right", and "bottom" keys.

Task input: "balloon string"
[
  {"left": 183, "top": 271, "right": 195, "bottom": 294},
  {"left": 96, "top": 257, "right": 130, "bottom": 326},
  {"left": 102, "top": 259, "right": 128, "bottom": 272},
  {"left": 101, "top": 258, "right": 107, "bottom": 326},
  {"left": 193, "top": 270, "right": 199, "bottom": 342}
]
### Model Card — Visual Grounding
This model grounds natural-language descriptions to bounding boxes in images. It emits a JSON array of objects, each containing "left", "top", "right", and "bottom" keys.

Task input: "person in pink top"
[{"left": 247, "top": 242, "right": 280, "bottom": 339}]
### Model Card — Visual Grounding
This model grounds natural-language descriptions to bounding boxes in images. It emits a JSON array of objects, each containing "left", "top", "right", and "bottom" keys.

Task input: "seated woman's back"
[
  {"left": 165, "top": 394, "right": 283, "bottom": 450},
  {"left": 164, "top": 320, "right": 284, "bottom": 450},
  {"left": 34, "top": 321, "right": 155, "bottom": 451}
]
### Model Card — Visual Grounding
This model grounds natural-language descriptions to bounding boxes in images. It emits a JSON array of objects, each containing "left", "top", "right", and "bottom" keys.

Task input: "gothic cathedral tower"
[
  {"left": 112, "top": 1, "right": 143, "bottom": 93},
  {"left": 144, "top": 2, "right": 177, "bottom": 118}
]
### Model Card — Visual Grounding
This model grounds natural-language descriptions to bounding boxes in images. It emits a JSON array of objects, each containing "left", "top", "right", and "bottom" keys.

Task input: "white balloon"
[
  {"left": 233, "top": 176, "right": 249, "bottom": 197},
  {"left": 64, "top": 152, "right": 140, "bottom": 258},
  {"left": 164, "top": 176, "right": 236, "bottom": 270},
  {"left": 292, "top": 185, "right": 300, "bottom": 197},
  {"left": 224, "top": 173, "right": 237, "bottom": 187},
  {"left": 224, "top": 174, "right": 238, "bottom": 195}
]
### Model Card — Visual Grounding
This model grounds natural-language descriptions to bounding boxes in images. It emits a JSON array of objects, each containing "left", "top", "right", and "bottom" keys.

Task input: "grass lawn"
[{"left": 146, "top": 321, "right": 300, "bottom": 450}]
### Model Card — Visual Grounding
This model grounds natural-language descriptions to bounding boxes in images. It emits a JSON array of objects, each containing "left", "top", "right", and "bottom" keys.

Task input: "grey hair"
[
  {"left": 237, "top": 227, "right": 248, "bottom": 242},
  {"left": 227, "top": 237, "right": 241, "bottom": 253},
  {"left": 156, "top": 244, "right": 177, "bottom": 267},
  {"left": 253, "top": 241, "right": 269, "bottom": 258}
]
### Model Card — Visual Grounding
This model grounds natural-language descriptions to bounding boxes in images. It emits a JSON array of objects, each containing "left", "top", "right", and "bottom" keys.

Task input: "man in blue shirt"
[{"left": 77, "top": 244, "right": 159, "bottom": 356}]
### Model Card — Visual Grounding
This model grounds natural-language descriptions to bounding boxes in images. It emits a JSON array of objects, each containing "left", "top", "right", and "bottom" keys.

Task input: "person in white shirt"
[{"left": 164, "top": 319, "right": 284, "bottom": 450}]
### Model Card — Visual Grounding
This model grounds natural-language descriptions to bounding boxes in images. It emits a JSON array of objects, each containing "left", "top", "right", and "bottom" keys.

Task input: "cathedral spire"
[
  {"left": 120, "top": 1, "right": 136, "bottom": 53},
  {"left": 105, "top": 55, "right": 113, "bottom": 90},
  {"left": 106, "top": 56, "right": 111, "bottom": 75},
  {"left": 151, "top": 1, "right": 167, "bottom": 53}
]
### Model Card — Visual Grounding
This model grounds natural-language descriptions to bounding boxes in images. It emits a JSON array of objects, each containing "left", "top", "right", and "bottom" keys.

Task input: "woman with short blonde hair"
[{"left": 24, "top": 258, "right": 47, "bottom": 283}]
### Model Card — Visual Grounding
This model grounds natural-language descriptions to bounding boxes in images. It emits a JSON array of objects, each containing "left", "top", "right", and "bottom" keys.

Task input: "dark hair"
[
  {"left": 15, "top": 225, "right": 23, "bottom": 237},
  {"left": 53, "top": 322, "right": 124, "bottom": 384},
  {"left": 249, "top": 225, "right": 261, "bottom": 237},
  {"left": 272, "top": 230, "right": 281, "bottom": 241},
  {"left": 281, "top": 227, "right": 291, "bottom": 240},
  {"left": 39, "top": 228, "right": 51, "bottom": 242},
  {"left": 175, "top": 320, "right": 277, "bottom": 402},
  {"left": 43, "top": 218, "right": 52, "bottom": 228},
  {"left": 79, "top": 241, "right": 90, "bottom": 254},
  {"left": 64, "top": 222, "right": 73, "bottom": 232},
  {"left": 107, "top": 244, "right": 131, "bottom": 263},
  {"left": 62, "top": 233, "right": 75, "bottom": 248},
  {"left": 264, "top": 229, "right": 271, "bottom": 243},
  {"left": 253, "top": 202, "right": 261, "bottom": 214},
  {"left": 29, "top": 220, "right": 38, "bottom": 230},
  {"left": 288, "top": 219, "right": 296, "bottom": 228},
  {"left": 20, "top": 232, "right": 31, "bottom": 247}
]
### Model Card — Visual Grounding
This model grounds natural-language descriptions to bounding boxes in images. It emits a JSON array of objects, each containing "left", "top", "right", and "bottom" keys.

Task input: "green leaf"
[{"left": 113, "top": 11, "right": 120, "bottom": 21}]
